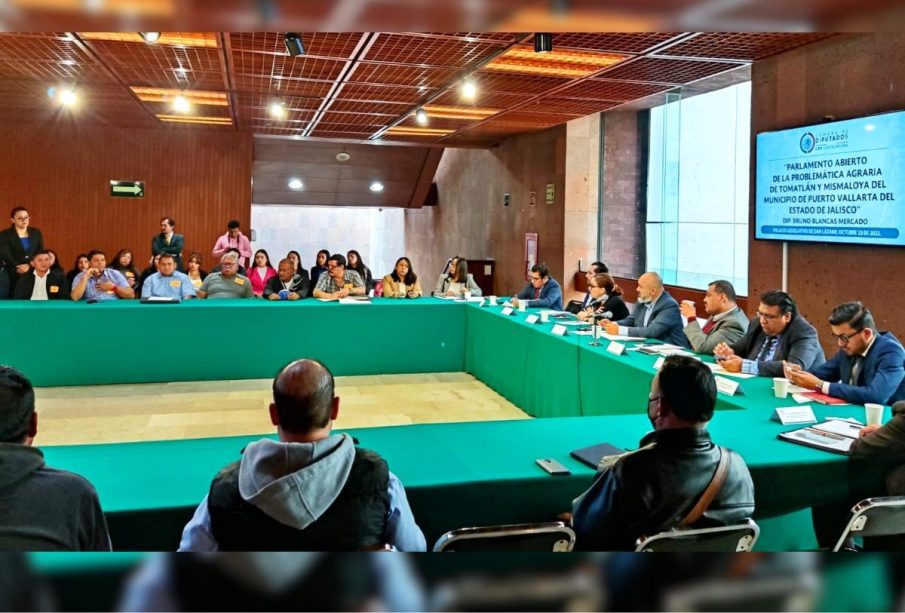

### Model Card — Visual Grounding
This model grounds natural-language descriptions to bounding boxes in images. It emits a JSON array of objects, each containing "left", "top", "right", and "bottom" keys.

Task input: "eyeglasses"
[
  {"left": 530, "top": 276, "right": 542, "bottom": 282},
  {"left": 755, "top": 310, "right": 785, "bottom": 321},
  {"left": 327, "top": 264, "right": 341, "bottom": 270},
  {"left": 831, "top": 330, "right": 861, "bottom": 346}
]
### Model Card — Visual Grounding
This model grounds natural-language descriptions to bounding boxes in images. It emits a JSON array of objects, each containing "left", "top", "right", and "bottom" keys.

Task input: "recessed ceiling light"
[
  {"left": 175, "top": 67, "right": 189, "bottom": 74},
  {"left": 139, "top": 32, "right": 161, "bottom": 44},
  {"left": 461, "top": 78, "right": 477, "bottom": 100},
  {"left": 61, "top": 59, "right": 77, "bottom": 66},
  {"left": 288, "top": 178, "right": 303, "bottom": 190},
  {"left": 59, "top": 88, "right": 77, "bottom": 107},
  {"left": 269, "top": 102, "right": 286, "bottom": 118},
  {"left": 172, "top": 95, "right": 190, "bottom": 113},
  {"left": 369, "top": 181, "right": 384, "bottom": 193},
  {"left": 415, "top": 108, "right": 428, "bottom": 125}
]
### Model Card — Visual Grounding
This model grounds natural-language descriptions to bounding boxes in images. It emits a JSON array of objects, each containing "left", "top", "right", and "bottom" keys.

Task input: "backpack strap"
[{"left": 679, "top": 446, "right": 731, "bottom": 527}]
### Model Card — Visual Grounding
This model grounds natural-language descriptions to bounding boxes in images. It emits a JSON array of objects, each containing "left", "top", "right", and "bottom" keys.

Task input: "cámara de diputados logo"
[{"left": 800, "top": 132, "right": 816, "bottom": 153}]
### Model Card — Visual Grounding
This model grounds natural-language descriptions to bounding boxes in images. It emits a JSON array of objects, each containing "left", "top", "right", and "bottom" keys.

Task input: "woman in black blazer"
[
  {"left": 577, "top": 273, "right": 630, "bottom": 322},
  {"left": 0, "top": 207, "right": 44, "bottom": 288}
]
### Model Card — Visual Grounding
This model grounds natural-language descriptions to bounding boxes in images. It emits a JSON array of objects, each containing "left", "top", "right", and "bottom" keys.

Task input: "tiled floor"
[{"left": 35, "top": 372, "right": 529, "bottom": 446}]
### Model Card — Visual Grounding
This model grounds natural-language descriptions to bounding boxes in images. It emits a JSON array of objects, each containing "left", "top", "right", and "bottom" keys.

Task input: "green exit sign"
[{"left": 110, "top": 180, "right": 145, "bottom": 197}]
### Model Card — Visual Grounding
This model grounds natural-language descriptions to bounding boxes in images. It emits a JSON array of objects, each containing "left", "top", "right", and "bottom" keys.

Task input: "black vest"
[{"left": 208, "top": 447, "right": 390, "bottom": 551}]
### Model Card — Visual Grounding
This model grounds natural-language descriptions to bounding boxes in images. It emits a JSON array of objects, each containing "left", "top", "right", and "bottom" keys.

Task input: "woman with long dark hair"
[
  {"left": 185, "top": 251, "right": 208, "bottom": 290},
  {"left": 248, "top": 249, "right": 276, "bottom": 297},
  {"left": 66, "top": 253, "right": 89, "bottom": 286},
  {"left": 578, "top": 273, "right": 629, "bottom": 322},
  {"left": 382, "top": 257, "right": 422, "bottom": 298},
  {"left": 346, "top": 250, "right": 374, "bottom": 292},
  {"left": 433, "top": 256, "right": 481, "bottom": 297},
  {"left": 310, "top": 249, "right": 329, "bottom": 291},
  {"left": 111, "top": 249, "right": 140, "bottom": 289}
]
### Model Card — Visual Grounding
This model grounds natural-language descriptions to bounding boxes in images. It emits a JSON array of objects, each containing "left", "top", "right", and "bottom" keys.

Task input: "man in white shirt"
[{"left": 12, "top": 251, "right": 69, "bottom": 300}]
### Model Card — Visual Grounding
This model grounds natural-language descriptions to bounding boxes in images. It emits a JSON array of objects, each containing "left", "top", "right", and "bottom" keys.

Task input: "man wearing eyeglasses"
[
  {"left": 713, "top": 290, "right": 824, "bottom": 377},
  {"left": 512, "top": 263, "right": 563, "bottom": 310},
  {"left": 312, "top": 254, "right": 365, "bottom": 300},
  {"left": 786, "top": 302, "right": 905, "bottom": 405},
  {"left": 196, "top": 252, "right": 252, "bottom": 299}
]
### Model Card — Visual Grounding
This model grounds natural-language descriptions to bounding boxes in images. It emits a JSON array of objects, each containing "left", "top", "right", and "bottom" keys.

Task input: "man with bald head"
[
  {"left": 179, "top": 359, "right": 426, "bottom": 551},
  {"left": 601, "top": 271, "right": 688, "bottom": 347}
]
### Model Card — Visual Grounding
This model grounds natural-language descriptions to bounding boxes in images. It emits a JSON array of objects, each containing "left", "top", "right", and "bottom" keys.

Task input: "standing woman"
[
  {"left": 310, "top": 249, "right": 330, "bottom": 291},
  {"left": 346, "top": 250, "right": 374, "bottom": 292},
  {"left": 249, "top": 249, "right": 277, "bottom": 297},
  {"left": 151, "top": 216, "right": 184, "bottom": 271},
  {"left": 0, "top": 207, "right": 45, "bottom": 290},
  {"left": 111, "top": 249, "right": 140, "bottom": 289},
  {"left": 382, "top": 257, "right": 422, "bottom": 299}
]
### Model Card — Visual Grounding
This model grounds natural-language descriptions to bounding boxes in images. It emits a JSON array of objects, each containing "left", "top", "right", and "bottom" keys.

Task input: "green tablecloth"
[
  {"left": 42, "top": 400, "right": 888, "bottom": 551},
  {"left": 0, "top": 298, "right": 466, "bottom": 386}
]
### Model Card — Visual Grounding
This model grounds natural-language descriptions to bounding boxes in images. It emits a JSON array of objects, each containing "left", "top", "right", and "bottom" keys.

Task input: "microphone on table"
[{"left": 593, "top": 311, "right": 613, "bottom": 321}]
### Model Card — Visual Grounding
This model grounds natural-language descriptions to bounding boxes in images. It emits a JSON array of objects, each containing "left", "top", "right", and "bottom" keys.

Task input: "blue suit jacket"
[
  {"left": 811, "top": 331, "right": 905, "bottom": 405},
  {"left": 617, "top": 290, "right": 689, "bottom": 347},
  {"left": 515, "top": 277, "right": 563, "bottom": 310}
]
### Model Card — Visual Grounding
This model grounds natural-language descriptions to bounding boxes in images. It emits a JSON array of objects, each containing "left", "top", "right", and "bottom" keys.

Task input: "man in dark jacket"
[
  {"left": 601, "top": 271, "right": 688, "bottom": 347},
  {"left": 179, "top": 359, "right": 425, "bottom": 551},
  {"left": 12, "top": 251, "right": 69, "bottom": 300},
  {"left": 0, "top": 365, "right": 111, "bottom": 550},
  {"left": 571, "top": 355, "right": 755, "bottom": 550},
  {"left": 264, "top": 258, "right": 310, "bottom": 301},
  {"left": 714, "top": 289, "right": 824, "bottom": 377}
]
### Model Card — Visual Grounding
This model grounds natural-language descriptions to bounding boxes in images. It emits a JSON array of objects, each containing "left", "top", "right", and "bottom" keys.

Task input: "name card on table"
[
  {"left": 501, "top": 307, "right": 514, "bottom": 316},
  {"left": 551, "top": 324, "right": 568, "bottom": 337},
  {"left": 715, "top": 376, "right": 742, "bottom": 397},
  {"left": 653, "top": 357, "right": 665, "bottom": 371},
  {"left": 525, "top": 314, "right": 540, "bottom": 324},
  {"left": 607, "top": 341, "right": 626, "bottom": 356},
  {"left": 771, "top": 405, "right": 818, "bottom": 425}
]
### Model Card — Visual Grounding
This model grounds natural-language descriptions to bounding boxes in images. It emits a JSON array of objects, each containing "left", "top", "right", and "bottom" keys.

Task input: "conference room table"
[{"left": 0, "top": 297, "right": 878, "bottom": 550}]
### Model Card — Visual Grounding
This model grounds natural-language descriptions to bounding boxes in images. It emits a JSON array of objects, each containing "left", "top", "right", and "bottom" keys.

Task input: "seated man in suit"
[
  {"left": 600, "top": 272, "right": 688, "bottom": 347},
  {"left": 179, "top": 359, "right": 426, "bottom": 551},
  {"left": 571, "top": 355, "right": 755, "bottom": 550},
  {"left": 12, "top": 251, "right": 69, "bottom": 300},
  {"left": 265, "top": 258, "right": 309, "bottom": 301},
  {"left": 787, "top": 302, "right": 905, "bottom": 405},
  {"left": 0, "top": 365, "right": 111, "bottom": 550},
  {"left": 140, "top": 253, "right": 196, "bottom": 302},
  {"left": 70, "top": 250, "right": 135, "bottom": 301},
  {"left": 714, "top": 290, "right": 824, "bottom": 377},
  {"left": 681, "top": 280, "right": 749, "bottom": 355},
  {"left": 512, "top": 263, "right": 563, "bottom": 310}
]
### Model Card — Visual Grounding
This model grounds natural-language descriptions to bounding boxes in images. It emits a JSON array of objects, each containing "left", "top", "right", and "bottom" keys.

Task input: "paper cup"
[
  {"left": 865, "top": 403, "right": 884, "bottom": 427},
  {"left": 773, "top": 377, "right": 790, "bottom": 398},
  {"left": 518, "top": 301, "right": 527, "bottom": 312},
  {"left": 540, "top": 312, "right": 549, "bottom": 323},
  {"left": 487, "top": 295, "right": 497, "bottom": 305}
]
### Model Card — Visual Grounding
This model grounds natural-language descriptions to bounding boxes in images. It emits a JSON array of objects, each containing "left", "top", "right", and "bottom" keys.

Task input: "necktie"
[
  {"left": 534, "top": 288, "right": 541, "bottom": 300},
  {"left": 756, "top": 336, "right": 777, "bottom": 361},
  {"left": 702, "top": 319, "right": 717, "bottom": 334},
  {"left": 165, "top": 235, "right": 171, "bottom": 246},
  {"left": 849, "top": 356, "right": 863, "bottom": 386}
]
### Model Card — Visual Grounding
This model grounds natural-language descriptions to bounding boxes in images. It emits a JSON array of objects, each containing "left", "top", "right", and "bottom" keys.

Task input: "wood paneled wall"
[
  {"left": 0, "top": 122, "right": 252, "bottom": 271},
  {"left": 750, "top": 34, "right": 905, "bottom": 353}
]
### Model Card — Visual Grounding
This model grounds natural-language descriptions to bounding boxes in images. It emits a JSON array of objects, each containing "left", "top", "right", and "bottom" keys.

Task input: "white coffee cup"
[
  {"left": 865, "top": 403, "right": 884, "bottom": 427},
  {"left": 487, "top": 295, "right": 497, "bottom": 305},
  {"left": 518, "top": 300, "right": 527, "bottom": 312},
  {"left": 773, "top": 377, "right": 790, "bottom": 398},
  {"left": 540, "top": 312, "right": 549, "bottom": 323}
]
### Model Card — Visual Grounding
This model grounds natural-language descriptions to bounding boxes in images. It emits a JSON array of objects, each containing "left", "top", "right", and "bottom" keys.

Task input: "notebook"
[
  {"left": 798, "top": 391, "right": 851, "bottom": 406},
  {"left": 570, "top": 442, "right": 626, "bottom": 469},
  {"left": 778, "top": 420, "right": 860, "bottom": 454}
]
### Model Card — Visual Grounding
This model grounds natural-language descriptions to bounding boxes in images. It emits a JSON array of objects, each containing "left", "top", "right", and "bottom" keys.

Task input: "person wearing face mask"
[
  {"left": 600, "top": 271, "right": 688, "bottom": 347},
  {"left": 577, "top": 273, "right": 628, "bottom": 323},
  {"left": 570, "top": 355, "right": 755, "bottom": 551}
]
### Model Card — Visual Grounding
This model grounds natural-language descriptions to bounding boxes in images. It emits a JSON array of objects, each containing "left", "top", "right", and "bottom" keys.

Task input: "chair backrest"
[
  {"left": 635, "top": 519, "right": 759, "bottom": 552},
  {"left": 833, "top": 496, "right": 905, "bottom": 552},
  {"left": 433, "top": 522, "right": 576, "bottom": 552}
]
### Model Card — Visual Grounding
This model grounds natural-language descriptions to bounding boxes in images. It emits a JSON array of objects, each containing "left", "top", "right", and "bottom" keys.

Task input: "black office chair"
[
  {"left": 433, "top": 522, "right": 576, "bottom": 552},
  {"left": 635, "top": 519, "right": 760, "bottom": 552},
  {"left": 832, "top": 496, "right": 905, "bottom": 551}
]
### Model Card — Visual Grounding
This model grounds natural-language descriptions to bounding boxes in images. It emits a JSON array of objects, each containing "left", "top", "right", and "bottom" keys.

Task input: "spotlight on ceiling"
[
  {"left": 534, "top": 33, "right": 553, "bottom": 53},
  {"left": 288, "top": 178, "right": 303, "bottom": 190},
  {"left": 415, "top": 108, "right": 428, "bottom": 125},
  {"left": 172, "top": 95, "right": 190, "bottom": 113},
  {"left": 139, "top": 32, "right": 161, "bottom": 44},
  {"left": 284, "top": 33, "right": 305, "bottom": 57},
  {"left": 461, "top": 78, "right": 477, "bottom": 101},
  {"left": 59, "top": 88, "right": 78, "bottom": 107},
  {"left": 369, "top": 181, "right": 384, "bottom": 193},
  {"left": 269, "top": 101, "right": 286, "bottom": 118}
]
